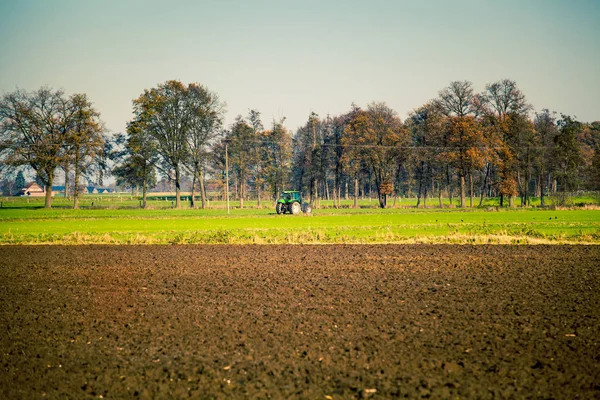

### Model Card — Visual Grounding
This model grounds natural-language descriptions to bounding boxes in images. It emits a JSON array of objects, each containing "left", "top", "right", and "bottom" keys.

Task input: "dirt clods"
[{"left": 1, "top": 245, "right": 599, "bottom": 398}]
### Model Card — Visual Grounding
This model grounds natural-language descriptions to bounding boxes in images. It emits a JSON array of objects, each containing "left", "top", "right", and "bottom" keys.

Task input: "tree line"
[
  {"left": 1, "top": 79, "right": 599, "bottom": 208},
  {"left": 0, "top": 88, "right": 106, "bottom": 208}
]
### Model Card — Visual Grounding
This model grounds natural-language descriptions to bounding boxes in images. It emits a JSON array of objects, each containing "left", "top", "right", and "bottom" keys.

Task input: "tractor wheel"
[
  {"left": 302, "top": 203, "right": 312, "bottom": 214},
  {"left": 291, "top": 202, "right": 302, "bottom": 215},
  {"left": 276, "top": 202, "right": 283, "bottom": 214}
]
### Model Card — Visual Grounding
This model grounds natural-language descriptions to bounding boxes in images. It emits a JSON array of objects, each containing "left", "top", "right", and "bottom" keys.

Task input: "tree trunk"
[
  {"left": 344, "top": 178, "right": 349, "bottom": 200},
  {"left": 447, "top": 167, "right": 453, "bottom": 206},
  {"left": 353, "top": 176, "right": 359, "bottom": 209},
  {"left": 44, "top": 175, "right": 53, "bottom": 209},
  {"left": 423, "top": 177, "right": 428, "bottom": 208},
  {"left": 234, "top": 177, "right": 238, "bottom": 201},
  {"left": 190, "top": 177, "right": 196, "bottom": 209},
  {"left": 379, "top": 193, "right": 386, "bottom": 208},
  {"left": 438, "top": 182, "right": 443, "bottom": 208},
  {"left": 334, "top": 183, "right": 339, "bottom": 208},
  {"left": 479, "top": 164, "right": 490, "bottom": 207},
  {"left": 469, "top": 173, "right": 473, "bottom": 208},
  {"left": 257, "top": 180, "right": 262, "bottom": 208},
  {"left": 416, "top": 163, "right": 423, "bottom": 208},
  {"left": 175, "top": 167, "right": 181, "bottom": 209},
  {"left": 73, "top": 156, "right": 80, "bottom": 209},
  {"left": 460, "top": 174, "right": 466, "bottom": 208},
  {"left": 63, "top": 165, "right": 69, "bottom": 200},
  {"left": 509, "top": 195, "right": 514, "bottom": 207},
  {"left": 517, "top": 171, "right": 524, "bottom": 206},
  {"left": 540, "top": 172, "right": 546, "bottom": 207},
  {"left": 199, "top": 170, "right": 207, "bottom": 209},
  {"left": 142, "top": 178, "right": 148, "bottom": 209},
  {"left": 524, "top": 161, "right": 528, "bottom": 207},
  {"left": 315, "top": 178, "right": 319, "bottom": 209},
  {"left": 416, "top": 174, "right": 422, "bottom": 208},
  {"left": 239, "top": 176, "right": 244, "bottom": 209}
]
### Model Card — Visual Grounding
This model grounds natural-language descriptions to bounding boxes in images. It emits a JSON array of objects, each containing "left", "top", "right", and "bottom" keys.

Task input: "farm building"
[{"left": 14, "top": 182, "right": 45, "bottom": 197}]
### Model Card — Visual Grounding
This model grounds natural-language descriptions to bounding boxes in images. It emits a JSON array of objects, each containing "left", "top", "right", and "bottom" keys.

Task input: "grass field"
[
  {"left": 1, "top": 194, "right": 599, "bottom": 244},
  {"left": 3, "top": 191, "right": 599, "bottom": 210}
]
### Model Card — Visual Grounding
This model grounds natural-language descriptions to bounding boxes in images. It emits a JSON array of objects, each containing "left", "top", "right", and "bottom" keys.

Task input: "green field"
[
  {"left": 1, "top": 195, "right": 599, "bottom": 244},
  {"left": 3, "top": 191, "right": 599, "bottom": 210}
]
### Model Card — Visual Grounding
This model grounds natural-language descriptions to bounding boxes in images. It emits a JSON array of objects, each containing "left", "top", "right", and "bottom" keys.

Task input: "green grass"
[{"left": 1, "top": 196, "right": 599, "bottom": 244}]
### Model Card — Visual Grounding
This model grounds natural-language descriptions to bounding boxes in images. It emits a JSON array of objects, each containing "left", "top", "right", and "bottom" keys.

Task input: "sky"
[{"left": 1, "top": 0, "right": 599, "bottom": 135}]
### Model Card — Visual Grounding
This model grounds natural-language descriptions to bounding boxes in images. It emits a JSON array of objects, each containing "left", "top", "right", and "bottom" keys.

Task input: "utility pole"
[{"left": 225, "top": 139, "right": 231, "bottom": 215}]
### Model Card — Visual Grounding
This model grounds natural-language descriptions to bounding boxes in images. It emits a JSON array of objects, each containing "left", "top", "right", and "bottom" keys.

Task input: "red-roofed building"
[{"left": 15, "top": 182, "right": 46, "bottom": 197}]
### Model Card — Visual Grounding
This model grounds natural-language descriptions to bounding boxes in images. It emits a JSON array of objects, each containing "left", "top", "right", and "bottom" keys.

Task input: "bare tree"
[
  {"left": 65, "top": 93, "right": 105, "bottom": 209},
  {"left": 0, "top": 88, "right": 71, "bottom": 208},
  {"left": 132, "top": 80, "right": 223, "bottom": 208},
  {"left": 248, "top": 109, "right": 265, "bottom": 206},
  {"left": 437, "top": 81, "right": 475, "bottom": 117},
  {"left": 483, "top": 79, "right": 530, "bottom": 118},
  {"left": 184, "top": 84, "right": 224, "bottom": 209}
]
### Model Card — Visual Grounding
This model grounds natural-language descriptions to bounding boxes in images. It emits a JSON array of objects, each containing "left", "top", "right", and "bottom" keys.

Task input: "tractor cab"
[{"left": 282, "top": 191, "right": 300, "bottom": 201}]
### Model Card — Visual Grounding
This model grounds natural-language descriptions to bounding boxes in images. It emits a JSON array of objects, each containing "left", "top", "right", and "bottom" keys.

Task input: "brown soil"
[{"left": 1, "top": 245, "right": 599, "bottom": 399}]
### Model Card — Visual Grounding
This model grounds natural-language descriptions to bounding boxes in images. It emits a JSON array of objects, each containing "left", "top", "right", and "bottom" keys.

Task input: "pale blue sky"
[{"left": 1, "top": 0, "right": 599, "bottom": 134}]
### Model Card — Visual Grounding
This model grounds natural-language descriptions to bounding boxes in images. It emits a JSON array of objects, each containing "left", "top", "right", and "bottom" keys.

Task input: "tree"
[
  {"left": 436, "top": 81, "right": 487, "bottom": 207},
  {"left": 183, "top": 84, "right": 224, "bottom": 209},
  {"left": 328, "top": 113, "right": 351, "bottom": 208},
  {"left": 227, "top": 116, "right": 254, "bottom": 208},
  {"left": 131, "top": 80, "right": 223, "bottom": 208},
  {"left": 481, "top": 79, "right": 531, "bottom": 207},
  {"left": 65, "top": 93, "right": 105, "bottom": 209},
  {"left": 483, "top": 79, "right": 530, "bottom": 117},
  {"left": 113, "top": 119, "right": 159, "bottom": 208},
  {"left": 590, "top": 145, "right": 600, "bottom": 191},
  {"left": 577, "top": 121, "right": 600, "bottom": 189},
  {"left": 445, "top": 116, "right": 488, "bottom": 207},
  {"left": 406, "top": 102, "right": 446, "bottom": 207},
  {"left": 290, "top": 113, "right": 320, "bottom": 203},
  {"left": 262, "top": 118, "right": 292, "bottom": 201},
  {"left": 509, "top": 114, "right": 536, "bottom": 206},
  {"left": 437, "top": 80, "right": 475, "bottom": 117},
  {"left": 0, "top": 87, "right": 71, "bottom": 208},
  {"left": 209, "top": 139, "right": 228, "bottom": 201},
  {"left": 15, "top": 170, "right": 25, "bottom": 190},
  {"left": 342, "top": 102, "right": 408, "bottom": 208},
  {"left": 340, "top": 104, "right": 364, "bottom": 208},
  {"left": 553, "top": 115, "right": 583, "bottom": 201},
  {"left": 248, "top": 109, "right": 265, "bottom": 206},
  {"left": 533, "top": 109, "right": 558, "bottom": 206}
]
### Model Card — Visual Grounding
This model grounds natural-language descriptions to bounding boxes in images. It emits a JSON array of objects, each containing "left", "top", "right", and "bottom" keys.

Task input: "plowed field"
[{"left": 1, "top": 245, "right": 599, "bottom": 398}]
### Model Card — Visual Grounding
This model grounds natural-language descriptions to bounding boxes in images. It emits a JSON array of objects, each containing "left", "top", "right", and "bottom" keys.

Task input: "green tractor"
[{"left": 276, "top": 191, "right": 312, "bottom": 215}]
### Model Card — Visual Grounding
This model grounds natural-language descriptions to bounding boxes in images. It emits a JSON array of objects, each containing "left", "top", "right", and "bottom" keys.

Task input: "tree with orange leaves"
[
  {"left": 443, "top": 115, "right": 488, "bottom": 207},
  {"left": 436, "top": 81, "right": 489, "bottom": 207},
  {"left": 342, "top": 102, "right": 408, "bottom": 208}
]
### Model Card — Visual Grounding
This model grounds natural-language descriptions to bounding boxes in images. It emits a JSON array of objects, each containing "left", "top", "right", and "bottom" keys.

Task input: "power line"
[{"left": 221, "top": 137, "right": 556, "bottom": 150}]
